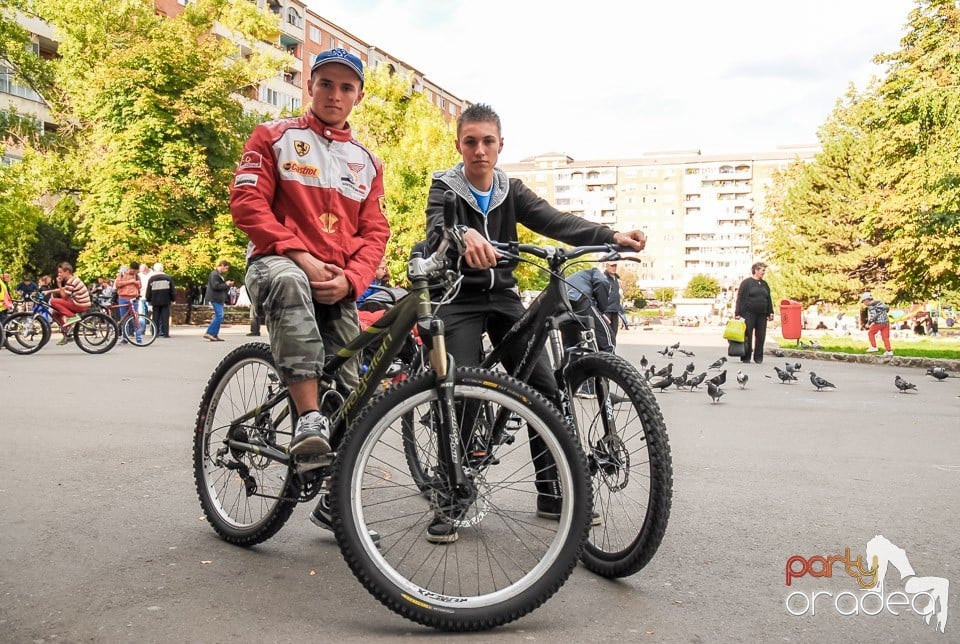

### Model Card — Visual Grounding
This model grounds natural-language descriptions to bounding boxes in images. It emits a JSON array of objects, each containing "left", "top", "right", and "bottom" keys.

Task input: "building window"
[
  {"left": 287, "top": 8, "right": 302, "bottom": 27},
  {"left": 0, "top": 65, "right": 41, "bottom": 102},
  {"left": 309, "top": 26, "right": 321, "bottom": 42}
]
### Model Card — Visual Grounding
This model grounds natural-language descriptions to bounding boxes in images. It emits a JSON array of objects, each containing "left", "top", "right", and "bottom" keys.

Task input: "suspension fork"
[{"left": 424, "top": 317, "right": 470, "bottom": 498}]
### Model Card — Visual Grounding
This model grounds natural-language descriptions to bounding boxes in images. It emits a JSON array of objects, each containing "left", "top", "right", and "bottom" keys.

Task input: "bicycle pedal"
[{"left": 294, "top": 453, "right": 333, "bottom": 473}]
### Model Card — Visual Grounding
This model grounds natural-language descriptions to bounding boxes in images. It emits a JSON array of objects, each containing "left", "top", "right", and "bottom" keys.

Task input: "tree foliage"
[
  {"left": 684, "top": 273, "right": 721, "bottom": 298},
  {"left": 0, "top": 0, "right": 285, "bottom": 283},
  {"left": 765, "top": 0, "right": 960, "bottom": 305},
  {"left": 349, "top": 64, "right": 458, "bottom": 284}
]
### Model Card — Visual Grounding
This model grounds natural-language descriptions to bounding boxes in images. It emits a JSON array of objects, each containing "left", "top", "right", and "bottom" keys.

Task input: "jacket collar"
[
  {"left": 433, "top": 163, "right": 511, "bottom": 214},
  {"left": 307, "top": 110, "right": 352, "bottom": 142}
]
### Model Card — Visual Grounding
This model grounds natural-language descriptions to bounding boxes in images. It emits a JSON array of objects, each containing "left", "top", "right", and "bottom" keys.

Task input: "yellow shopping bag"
[{"left": 723, "top": 319, "right": 746, "bottom": 343}]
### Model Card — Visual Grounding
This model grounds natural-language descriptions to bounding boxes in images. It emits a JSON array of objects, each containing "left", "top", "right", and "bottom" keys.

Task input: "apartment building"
[
  {"left": 0, "top": 12, "right": 59, "bottom": 162},
  {"left": 1, "top": 0, "right": 468, "bottom": 163},
  {"left": 501, "top": 146, "right": 817, "bottom": 292},
  {"left": 155, "top": 0, "right": 468, "bottom": 121}
]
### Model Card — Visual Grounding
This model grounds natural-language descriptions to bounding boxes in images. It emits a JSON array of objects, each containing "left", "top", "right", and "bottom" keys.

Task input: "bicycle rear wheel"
[
  {"left": 73, "top": 312, "right": 118, "bottom": 354},
  {"left": 193, "top": 342, "right": 299, "bottom": 546},
  {"left": 120, "top": 313, "right": 158, "bottom": 346},
  {"left": 3, "top": 312, "right": 50, "bottom": 354},
  {"left": 331, "top": 367, "right": 591, "bottom": 631},
  {"left": 566, "top": 352, "right": 673, "bottom": 578}
]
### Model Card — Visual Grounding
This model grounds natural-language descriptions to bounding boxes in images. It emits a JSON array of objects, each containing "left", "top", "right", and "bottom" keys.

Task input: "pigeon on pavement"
[
  {"left": 707, "top": 381, "right": 725, "bottom": 403},
  {"left": 650, "top": 377, "right": 673, "bottom": 392},
  {"left": 670, "top": 341, "right": 680, "bottom": 350},
  {"left": 639, "top": 355, "right": 648, "bottom": 369},
  {"left": 672, "top": 372, "right": 689, "bottom": 390},
  {"left": 774, "top": 366, "right": 798, "bottom": 383},
  {"left": 809, "top": 371, "right": 836, "bottom": 391},
  {"left": 687, "top": 372, "right": 708, "bottom": 390},
  {"left": 736, "top": 370, "right": 748, "bottom": 389},
  {"left": 678, "top": 348, "right": 696, "bottom": 357},
  {"left": 653, "top": 363, "right": 673, "bottom": 379},
  {"left": 894, "top": 375, "right": 917, "bottom": 393},
  {"left": 773, "top": 349, "right": 786, "bottom": 358},
  {"left": 926, "top": 367, "right": 950, "bottom": 381},
  {"left": 708, "top": 357, "right": 727, "bottom": 370},
  {"left": 685, "top": 361, "right": 696, "bottom": 373},
  {"left": 785, "top": 362, "right": 802, "bottom": 375},
  {"left": 708, "top": 369, "right": 727, "bottom": 386}
]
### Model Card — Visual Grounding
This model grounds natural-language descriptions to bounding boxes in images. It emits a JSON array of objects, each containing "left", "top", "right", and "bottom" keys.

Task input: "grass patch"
[{"left": 776, "top": 335, "right": 960, "bottom": 360}]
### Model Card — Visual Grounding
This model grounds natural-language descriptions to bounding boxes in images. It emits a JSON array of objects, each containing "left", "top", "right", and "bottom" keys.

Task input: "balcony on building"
[{"left": 701, "top": 163, "right": 752, "bottom": 182}]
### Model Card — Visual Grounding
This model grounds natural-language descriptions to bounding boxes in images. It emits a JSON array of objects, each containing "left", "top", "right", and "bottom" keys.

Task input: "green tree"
[
  {"left": 349, "top": 64, "right": 459, "bottom": 284},
  {"left": 654, "top": 287, "right": 675, "bottom": 304},
  {"left": 866, "top": 0, "right": 960, "bottom": 298},
  {"left": 27, "top": 0, "right": 286, "bottom": 281},
  {"left": 684, "top": 273, "right": 721, "bottom": 298},
  {"left": 0, "top": 155, "right": 42, "bottom": 277},
  {"left": 764, "top": 0, "right": 960, "bottom": 304}
]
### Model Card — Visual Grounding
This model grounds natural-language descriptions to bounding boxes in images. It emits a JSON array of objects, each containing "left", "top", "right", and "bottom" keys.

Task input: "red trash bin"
[{"left": 780, "top": 299, "right": 802, "bottom": 340}]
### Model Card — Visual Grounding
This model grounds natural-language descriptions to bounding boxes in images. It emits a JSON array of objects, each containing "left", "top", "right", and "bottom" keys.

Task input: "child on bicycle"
[
  {"left": 48, "top": 262, "right": 92, "bottom": 345},
  {"left": 230, "top": 48, "right": 389, "bottom": 463},
  {"left": 422, "top": 103, "right": 646, "bottom": 543}
]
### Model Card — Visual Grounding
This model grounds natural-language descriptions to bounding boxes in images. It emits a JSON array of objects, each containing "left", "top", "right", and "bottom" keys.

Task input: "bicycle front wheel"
[
  {"left": 120, "top": 313, "right": 158, "bottom": 346},
  {"left": 566, "top": 352, "right": 673, "bottom": 578},
  {"left": 193, "top": 342, "right": 298, "bottom": 546},
  {"left": 73, "top": 312, "right": 118, "bottom": 354},
  {"left": 3, "top": 313, "right": 50, "bottom": 355},
  {"left": 331, "top": 367, "right": 591, "bottom": 631}
]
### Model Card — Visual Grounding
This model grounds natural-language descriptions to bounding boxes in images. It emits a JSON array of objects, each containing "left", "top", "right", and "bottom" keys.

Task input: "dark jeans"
[
  {"left": 439, "top": 290, "right": 559, "bottom": 497},
  {"left": 741, "top": 311, "right": 768, "bottom": 363},
  {"left": 605, "top": 310, "right": 621, "bottom": 345},
  {"left": 152, "top": 303, "right": 171, "bottom": 336}
]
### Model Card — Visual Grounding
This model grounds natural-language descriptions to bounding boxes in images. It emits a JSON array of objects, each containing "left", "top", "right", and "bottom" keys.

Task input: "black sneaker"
[
  {"left": 426, "top": 515, "right": 459, "bottom": 544},
  {"left": 310, "top": 494, "right": 380, "bottom": 545},
  {"left": 536, "top": 495, "right": 601, "bottom": 526},
  {"left": 310, "top": 494, "right": 334, "bottom": 531}
]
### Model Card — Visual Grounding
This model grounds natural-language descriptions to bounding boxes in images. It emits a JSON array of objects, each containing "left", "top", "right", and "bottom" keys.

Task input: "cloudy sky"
[{"left": 305, "top": 0, "right": 916, "bottom": 162}]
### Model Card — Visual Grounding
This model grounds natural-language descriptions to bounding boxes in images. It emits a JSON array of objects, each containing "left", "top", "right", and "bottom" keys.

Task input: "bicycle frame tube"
[{"left": 324, "top": 286, "right": 424, "bottom": 435}]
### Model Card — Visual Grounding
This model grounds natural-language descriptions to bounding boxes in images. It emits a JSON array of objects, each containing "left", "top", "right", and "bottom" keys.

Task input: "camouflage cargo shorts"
[{"left": 245, "top": 255, "right": 359, "bottom": 390}]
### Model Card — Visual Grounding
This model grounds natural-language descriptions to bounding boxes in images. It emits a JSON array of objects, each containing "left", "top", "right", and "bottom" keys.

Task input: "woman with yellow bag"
[{"left": 734, "top": 262, "right": 775, "bottom": 364}]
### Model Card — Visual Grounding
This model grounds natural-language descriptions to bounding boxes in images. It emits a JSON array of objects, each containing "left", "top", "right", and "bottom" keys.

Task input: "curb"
[{"left": 771, "top": 348, "right": 960, "bottom": 373}]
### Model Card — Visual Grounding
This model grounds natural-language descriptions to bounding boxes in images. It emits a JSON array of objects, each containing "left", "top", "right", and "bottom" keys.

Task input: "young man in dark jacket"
[
  {"left": 424, "top": 103, "right": 646, "bottom": 542},
  {"left": 203, "top": 260, "right": 233, "bottom": 342}
]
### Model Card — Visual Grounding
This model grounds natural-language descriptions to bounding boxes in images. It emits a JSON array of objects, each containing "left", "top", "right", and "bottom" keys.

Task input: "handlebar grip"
[{"left": 442, "top": 190, "right": 457, "bottom": 229}]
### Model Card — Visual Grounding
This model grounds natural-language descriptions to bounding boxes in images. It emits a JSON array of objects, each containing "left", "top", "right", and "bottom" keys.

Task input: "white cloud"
[{"left": 306, "top": 0, "right": 915, "bottom": 162}]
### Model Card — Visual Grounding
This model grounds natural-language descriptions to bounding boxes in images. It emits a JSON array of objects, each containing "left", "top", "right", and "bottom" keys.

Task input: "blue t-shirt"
[{"left": 468, "top": 183, "right": 492, "bottom": 215}]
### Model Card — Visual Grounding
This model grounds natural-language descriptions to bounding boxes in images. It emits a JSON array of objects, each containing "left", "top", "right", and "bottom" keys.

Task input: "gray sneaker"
[{"left": 289, "top": 412, "right": 331, "bottom": 456}]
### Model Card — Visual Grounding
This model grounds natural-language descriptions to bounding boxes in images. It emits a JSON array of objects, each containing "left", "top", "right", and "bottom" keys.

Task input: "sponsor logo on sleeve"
[
  {"left": 238, "top": 151, "right": 262, "bottom": 170},
  {"left": 234, "top": 173, "right": 258, "bottom": 187}
]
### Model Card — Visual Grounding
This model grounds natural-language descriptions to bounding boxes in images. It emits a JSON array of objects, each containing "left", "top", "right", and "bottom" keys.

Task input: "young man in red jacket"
[{"left": 230, "top": 48, "right": 389, "bottom": 464}]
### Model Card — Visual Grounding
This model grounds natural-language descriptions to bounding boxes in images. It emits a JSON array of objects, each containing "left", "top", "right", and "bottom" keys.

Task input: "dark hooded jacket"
[{"left": 426, "top": 163, "right": 616, "bottom": 293}]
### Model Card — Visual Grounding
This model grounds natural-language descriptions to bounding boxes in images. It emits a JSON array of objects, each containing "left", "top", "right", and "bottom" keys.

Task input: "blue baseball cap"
[{"left": 311, "top": 48, "right": 364, "bottom": 85}]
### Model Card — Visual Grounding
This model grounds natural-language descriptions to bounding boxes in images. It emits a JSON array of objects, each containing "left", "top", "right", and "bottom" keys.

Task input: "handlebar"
[
  {"left": 407, "top": 190, "right": 466, "bottom": 280},
  {"left": 490, "top": 241, "right": 640, "bottom": 265}
]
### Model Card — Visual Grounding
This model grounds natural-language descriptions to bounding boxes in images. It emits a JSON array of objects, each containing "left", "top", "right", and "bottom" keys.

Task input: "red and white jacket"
[{"left": 230, "top": 111, "right": 389, "bottom": 300}]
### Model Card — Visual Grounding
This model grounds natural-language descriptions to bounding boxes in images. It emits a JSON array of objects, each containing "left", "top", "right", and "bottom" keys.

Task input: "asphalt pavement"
[{"left": 1, "top": 323, "right": 957, "bottom": 643}]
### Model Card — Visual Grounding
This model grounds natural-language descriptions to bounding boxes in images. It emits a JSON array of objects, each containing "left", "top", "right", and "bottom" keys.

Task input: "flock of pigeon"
[{"left": 639, "top": 342, "right": 956, "bottom": 403}]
